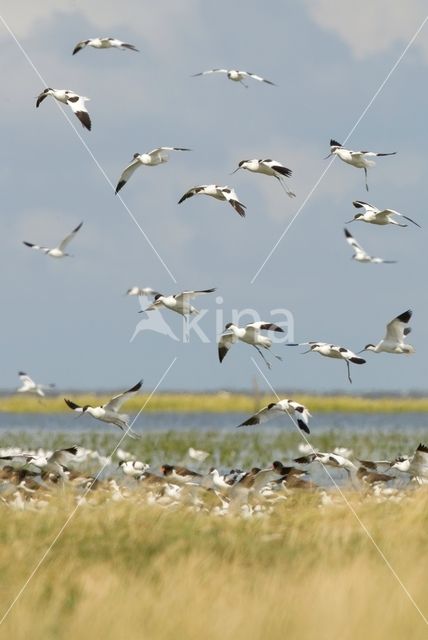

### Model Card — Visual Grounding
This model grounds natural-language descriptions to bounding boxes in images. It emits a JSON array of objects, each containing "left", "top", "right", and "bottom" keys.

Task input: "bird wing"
[
  {"left": 262, "top": 160, "right": 292, "bottom": 177},
  {"left": 72, "top": 40, "right": 88, "bottom": 55},
  {"left": 66, "top": 95, "right": 91, "bottom": 130},
  {"left": 149, "top": 147, "right": 191, "bottom": 159},
  {"left": 22, "top": 242, "right": 48, "bottom": 252},
  {"left": 115, "top": 158, "right": 141, "bottom": 194},
  {"left": 18, "top": 372, "right": 35, "bottom": 390},
  {"left": 64, "top": 398, "right": 83, "bottom": 412},
  {"left": 384, "top": 309, "right": 412, "bottom": 343},
  {"left": 382, "top": 209, "right": 421, "bottom": 228},
  {"left": 246, "top": 321, "right": 284, "bottom": 333},
  {"left": 177, "top": 186, "right": 205, "bottom": 204},
  {"left": 344, "top": 228, "right": 368, "bottom": 259},
  {"left": 243, "top": 71, "right": 275, "bottom": 85},
  {"left": 49, "top": 446, "right": 79, "bottom": 465},
  {"left": 104, "top": 380, "right": 143, "bottom": 412},
  {"left": 220, "top": 187, "right": 246, "bottom": 217},
  {"left": 218, "top": 332, "right": 238, "bottom": 363},
  {"left": 58, "top": 222, "right": 83, "bottom": 252},
  {"left": 192, "top": 69, "right": 229, "bottom": 76},
  {"left": 174, "top": 288, "right": 216, "bottom": 303},
  {"left": 352, "top": 201, "right": 377, "bottom": 213},
  {"left": 410, "top": 444, "right": 428, "bottom": 475},
  {"left": 238, "top": 404, "right": 280, "bottom": 427},
  {"left": 36, "top": 91, "right": 49, "bottom": 108}
]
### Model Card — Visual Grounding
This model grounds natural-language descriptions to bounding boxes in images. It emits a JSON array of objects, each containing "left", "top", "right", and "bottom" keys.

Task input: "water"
[{"left": 0, "top": 411, "right": 427, "bottom": 435}]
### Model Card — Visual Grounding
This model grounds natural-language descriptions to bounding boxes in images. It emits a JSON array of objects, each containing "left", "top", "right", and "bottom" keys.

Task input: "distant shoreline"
[{"left": 2, "top": 393, "right": 428, "bottom": 413}]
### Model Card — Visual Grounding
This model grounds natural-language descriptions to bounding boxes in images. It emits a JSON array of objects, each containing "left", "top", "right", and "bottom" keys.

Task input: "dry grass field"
[{"left": 0, "top": 488, "right": 427, "bottom": 639}]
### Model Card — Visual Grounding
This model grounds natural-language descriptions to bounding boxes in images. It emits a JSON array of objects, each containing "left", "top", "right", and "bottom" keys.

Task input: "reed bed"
[{"left": 2, "top": 392, "right": 428, "bottom": 414}]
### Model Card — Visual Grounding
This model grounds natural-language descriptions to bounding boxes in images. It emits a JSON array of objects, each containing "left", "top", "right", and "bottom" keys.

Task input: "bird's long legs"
[
  {"left": 346, "top": 360, "right": 352, "bottom": 384},
  {"left": 364, "top": 167, "right": 369, "bottom": 192},
  {"left": 253, "top": 345, "right": 272, "bottom": 369},
  {"left": 276, "top": 176, "right": 296, "bottom": 198}
]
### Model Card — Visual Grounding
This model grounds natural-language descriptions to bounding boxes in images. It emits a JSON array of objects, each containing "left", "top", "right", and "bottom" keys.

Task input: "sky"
[{"left": 1, "top": 1, "right": 428, "bottom": 394}]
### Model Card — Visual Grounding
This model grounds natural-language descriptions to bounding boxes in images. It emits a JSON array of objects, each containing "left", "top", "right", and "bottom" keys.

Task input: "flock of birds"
[
  {"left": 5, "top": 34, "right": 426, "bottom": 512},
  {"left": 0, "top": 439, "right": 427, "bottom": 513}
]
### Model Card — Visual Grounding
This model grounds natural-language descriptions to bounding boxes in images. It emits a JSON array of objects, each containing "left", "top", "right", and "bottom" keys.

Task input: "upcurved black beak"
[{"left": 230, "top": 167, "right": 240, "bottom": 175}]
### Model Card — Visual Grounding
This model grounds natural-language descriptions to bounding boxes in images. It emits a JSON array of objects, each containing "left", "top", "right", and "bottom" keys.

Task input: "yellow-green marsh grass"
[
  {"left": 0, "top": 490, "right": 428, "bottom": 639},
  {"left": 2, "top": 392, "right": 428, "bottom": 413}
]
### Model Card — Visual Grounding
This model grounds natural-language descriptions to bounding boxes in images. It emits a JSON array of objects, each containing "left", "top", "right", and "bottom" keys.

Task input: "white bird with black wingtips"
[
  {"left": 64, "top": 380, "right": 143, "bottom": 439},
  {"left": 237, "top": 400, "right": 311, "bottom": 434},
  {"left": 326, "top": 139, "right": 396, "bottom": 191},
  {"left": 218, "top": 322, "right": 284, "bottom": 369},
  {"left": 232, "top": 159, "right": 295, "bottom": 198},
  {"left": 348, "top": 201, "right": 421, "bottom": 228},
  {"left": 143, "top": 288, "right": 216, "bottom": 317},
  {"left": 192, "top": 68, "right": 275, "bottom": 88},
  {"left": 17, "top": 372, "right": 55, "bottom": 397},
  {"left": 359, "top": 309, "right": 415, "bottom": 355},
  {"left": 287, "top": 343, "right": 366, "bottom": 383},
  {"left": 73, "top": 37, "right": 139, "bottom": 55},
  {"left": 36, "top": 89, "right": 92, "bottom": 130},
  {"left": 178, "top": 185, "right": 246, "bottom": 217},
  {"left": 23, "top": 222, "right": 83, "bottom": 258},
  {"left": 115, "top": 148, "right": 191, "bottom": 194},
  {"left": 119, "top": 460, "right": 150, "bottom": 479},
  {"left": 343, "top": 228, "right": 396, "bottom": 264}
]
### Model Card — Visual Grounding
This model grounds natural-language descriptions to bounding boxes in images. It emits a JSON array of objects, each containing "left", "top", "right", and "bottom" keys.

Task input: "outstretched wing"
[
  {"left": 384, "top": 309, "right": 412, "bottom": 343},
  {"left": 246, "top": 322, "right": 284, "bottom": 333},
  {"left": 221, "top": 188, "right": 246, "bottom": 217},
  {"left": 72, "top": 40, "right": 88, "bottom": 55},
  {"left": 382, "top": 209, "right": 421, "bottom": 228},
  {"left": 50, "top": 446, "right": 79, "bottom": 465},
  {"left": 178, "top": 186, "right": 205, "bottom": 204},
  {"left": 344, "top": 228, "right": 368, "bottom": 260},
  {"left": 115, "top": 158, "right": 141, "bottom": 194},
  {"left": 238, "top": 404, "right": 279, "bottom": 427},
  {"left": 23, "top": 242, "right": 48, "bottom": 253},
  {"left": 192, "top": 69, "right": 229, "bottom": 77},
  {"left": 174, "top": 288, "right": 216, "bottom": 303},
  {"left": 58, "top": 222, "right": 83, "bottom": 252},
  {"left": 218, "top": 332, "right": 238, "bottom": 363},
  {"left": 352, "top": 201, "right": 377, "bottom": 213},
  {"left": 242, "top": 71, "right": 276, "bottom": 85},
  {"left": 104, "top": 379, "right": 143, "bottom": 412},
  {"left": 64, "top": 398, "right": 83, "bottom": 412},
  {"left": 66, "top": 95, "right": 91, "bottom": 131}
]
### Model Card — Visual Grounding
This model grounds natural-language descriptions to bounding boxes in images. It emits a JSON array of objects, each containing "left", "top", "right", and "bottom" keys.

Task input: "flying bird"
[
  {"left": 178, "top": 185, "right": 246, "bottom": 217},
  {"left": 326, "top": 139, "right": 396, "bottom": 191},
  {"left": 238, "top": 399, "right": 311, "bottom": 434},
  {"left": 192, "top": 68, "right": 275, "bottom": 88},
  {"left": 347, "top": 201, "right": 420, "bottom": 228},
  {"left": 287, "top": 342, "right": 366, "bottom": 383},
  {"left": 218, "top": 322, "right": 284, "bottom": 369},
  {"left": 390, "top": 444, "right": 428, "bottom": 484},
  {"left": 36, "top": 89, "right": 91, "bottom": 130},
  {"left": 115, "top": 148, "right": 191, "bottom": 194},
  {"left": 359, "top": 309, "right": 414, "bottom": 355},
  {"left": 64, "top": 380, "right": 143, "bottom": 439},
  {"left": 142, "top": 288, "right": 216, "bottom": 317},
  {"left": 23, "top": 222, "right": 83, "bottom": 258},
  {"left": 343, "top": 228, "right": 396, "bottom": 264},
  {"left": 232, "top": 159, "right": 295, "bottom": 198},
  {"left": 17, "top": 372, "right": 55, "bottom": 397},
  {"left": 73, "top": 37, "right": 139, "bottom": 55},
  {"left": 0, "top": 446, "right": 79, "bottom": 476}
]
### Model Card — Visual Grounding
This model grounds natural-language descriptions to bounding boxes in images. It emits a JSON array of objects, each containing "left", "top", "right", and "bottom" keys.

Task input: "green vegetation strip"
[{"left": 1, "top": 392, "right": 428, "bottom": 413}]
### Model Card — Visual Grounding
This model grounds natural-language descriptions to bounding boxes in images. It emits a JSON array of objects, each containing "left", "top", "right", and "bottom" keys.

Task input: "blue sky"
[{"left": 1, "top": 1, "right": 427, "bottom": 394}]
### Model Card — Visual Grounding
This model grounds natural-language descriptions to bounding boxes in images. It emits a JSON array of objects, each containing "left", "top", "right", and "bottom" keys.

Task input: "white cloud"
[{"left": 305, "top": 0, "right": 428, "bottom": 61}]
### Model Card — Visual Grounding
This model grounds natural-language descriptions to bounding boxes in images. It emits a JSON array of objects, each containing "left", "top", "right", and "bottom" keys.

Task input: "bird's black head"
[
  {"left": 267, "top": 402, "right": 277, "bottom": 410},
  {"left": 153, "top": 293, "right": 162, "bottom": 301},
  {"left": 238, "top": 160, "right": 248, "bottom": 167},
  {"left": 133, "top": 152, "right": 140, "bottom": 159},
  {"left": 224, "top": 322, "right": 233, "bottom": 330},
  {"left": 82, "top": 405, "right": 90, "bottom": 412}
]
